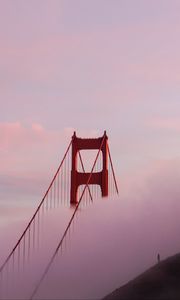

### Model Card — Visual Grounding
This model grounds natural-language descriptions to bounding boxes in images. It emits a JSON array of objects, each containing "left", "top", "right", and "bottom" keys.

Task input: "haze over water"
[{"left": 1, "top": 162, "right": 180, "bottom": 299}]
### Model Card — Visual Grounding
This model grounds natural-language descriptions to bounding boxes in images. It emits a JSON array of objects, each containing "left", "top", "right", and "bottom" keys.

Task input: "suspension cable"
[
  {"left": 107, "top": 144, "right": 119, "bottom": 194},
  {"left": 0, "top": 140, "right": 72, "bottom": 274},
  {"left": 78, "top": 151, "right": 93, "bottom": 202},
  {"left": 29, "top": 135, "right": 106, "bottom": 299}
]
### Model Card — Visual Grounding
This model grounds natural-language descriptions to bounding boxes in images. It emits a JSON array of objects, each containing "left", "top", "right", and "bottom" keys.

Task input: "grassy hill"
[{"left": 103, "top": 253, "right": 180, "bottom": 300}]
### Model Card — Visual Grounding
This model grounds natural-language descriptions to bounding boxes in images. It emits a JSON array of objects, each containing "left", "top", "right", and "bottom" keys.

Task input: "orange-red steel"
[{"left": 70, "top": 131, "right": 108, "bottom": 204}]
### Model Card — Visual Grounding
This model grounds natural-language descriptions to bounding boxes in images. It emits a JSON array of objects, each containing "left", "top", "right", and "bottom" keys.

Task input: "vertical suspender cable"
[
  {"left": 0, "top": 140, "right": 72, "bottom": 274},
  {"left": 29, "top": 135, "right": 106, "bottom": 300}
]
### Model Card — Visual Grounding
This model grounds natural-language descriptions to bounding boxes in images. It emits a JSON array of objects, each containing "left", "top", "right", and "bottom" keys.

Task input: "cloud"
[
  {"left": 121, "top": 158, "right": 180, "bottom": 201},
  {"left": 0, "top": 121, "right": 60, "bottom": 155},
  {"left": 0, "top": 122, "right": 71, "bottom": 196},
  {"left": 147, "top": 118, "right": 180, "bottom": 132},
  {"left": 0, "top": 122, "right": 102, "bottom": 198},
  {"left": 4, "top": 156, "right": 180, "bottom": 299}
]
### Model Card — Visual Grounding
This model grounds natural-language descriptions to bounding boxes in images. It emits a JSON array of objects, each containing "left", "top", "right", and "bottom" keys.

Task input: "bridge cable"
[
  {"left": 29, "top": 135, "right": 106, "bottom": 299},
  {"left": 0, "top": 140, "right": 72, "bottom": 274},
  {"left": 78, "top": 151, "right": 93, "bottom": 202},
  {"left": 107, "top": 144, "right": 119, "bottom": 194}
]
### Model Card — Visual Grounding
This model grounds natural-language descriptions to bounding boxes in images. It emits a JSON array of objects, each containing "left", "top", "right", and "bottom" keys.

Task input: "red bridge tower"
[{"left": 70, "top": 131, "right": 108, "bottom": 205}]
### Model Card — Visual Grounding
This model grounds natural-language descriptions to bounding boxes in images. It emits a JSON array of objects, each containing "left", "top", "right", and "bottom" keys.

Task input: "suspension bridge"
[{"left": 0, "top": 131, "right": 118, "bottom": 299}]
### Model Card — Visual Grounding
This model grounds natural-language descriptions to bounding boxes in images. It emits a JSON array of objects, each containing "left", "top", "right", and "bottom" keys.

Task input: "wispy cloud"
[{"left": 147, "top": 118, "right": 180, "bottom": 132}]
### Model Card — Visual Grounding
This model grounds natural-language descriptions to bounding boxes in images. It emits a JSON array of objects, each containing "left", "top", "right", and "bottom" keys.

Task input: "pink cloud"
[
  {"left": 121, "top": 158, "right": 180, "bottom": 200},
  {"left": 0, "top": 122, "right": 71, "bottom": 194},
  {"left": 0, "top": 121, "right": 54, "bottom": 152},
  {"left": 31, "top": 123, "right": 44, "bottom": 132},
  {"left": 147, "top": 118, "right": 180, "bottom": 131},
  {"left": 0, "top": 122, "right": 102, "bottom": 197}
]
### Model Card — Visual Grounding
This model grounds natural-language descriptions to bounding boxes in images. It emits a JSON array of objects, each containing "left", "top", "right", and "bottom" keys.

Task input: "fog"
[{"left": 0, "top": 161, "right": 180, "bottom": 299}]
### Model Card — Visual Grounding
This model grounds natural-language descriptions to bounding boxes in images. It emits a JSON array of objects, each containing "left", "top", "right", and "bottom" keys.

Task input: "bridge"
[{"left": 0, "top": 131, "right": 118, "bottom": 299}]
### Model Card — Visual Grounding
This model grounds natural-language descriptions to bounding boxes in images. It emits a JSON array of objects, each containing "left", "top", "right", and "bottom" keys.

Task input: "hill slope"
[{"left": 103, "top": 253, "right": 180, "bottom": 300}]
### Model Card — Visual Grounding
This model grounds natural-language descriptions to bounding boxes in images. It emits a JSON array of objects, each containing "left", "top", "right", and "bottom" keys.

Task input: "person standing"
[{"left": 157, "top": 253, "right": 160, "bottom": 263}]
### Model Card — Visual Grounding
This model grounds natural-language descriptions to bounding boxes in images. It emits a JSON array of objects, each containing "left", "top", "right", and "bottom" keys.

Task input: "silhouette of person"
[{"left": 157, "top": 253, "right": 160, "bottom": 263}]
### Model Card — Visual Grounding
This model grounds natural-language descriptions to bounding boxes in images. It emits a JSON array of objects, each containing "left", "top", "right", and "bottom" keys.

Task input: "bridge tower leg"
[{"left": 70, "top": 131, "right": 108, "bottom": 205}]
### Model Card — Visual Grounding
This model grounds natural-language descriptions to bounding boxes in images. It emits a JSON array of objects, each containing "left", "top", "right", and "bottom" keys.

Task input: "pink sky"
[
  {"left": 1, "top": 4, "right": 180, "bottom": 299},
  {"left": 0, "top": 0, "right": 180, "bottom": 201}
]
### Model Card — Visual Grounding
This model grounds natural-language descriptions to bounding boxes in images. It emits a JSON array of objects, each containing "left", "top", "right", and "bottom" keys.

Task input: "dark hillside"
[{"left": 103, "top": 253, "right": 180, "bottom": 300}]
